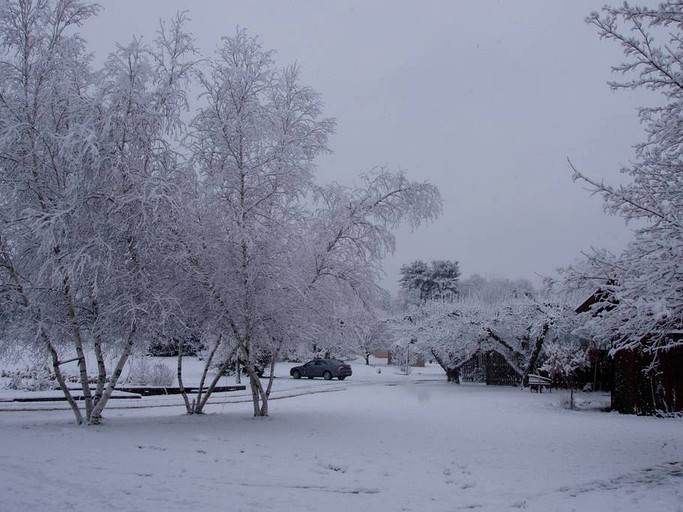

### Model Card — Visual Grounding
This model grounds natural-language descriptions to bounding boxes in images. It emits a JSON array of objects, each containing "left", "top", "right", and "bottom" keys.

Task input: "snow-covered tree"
[
  {"left": 395, "top": 299, "right": 489, "bottom": 381},
  {"left": 335, "top": 300, "right": 390, "bottom": 365},
  {"left": 567, "top": 3, "right": 683, "bottom": 355},
  {"left": 540, "top": 339, "right": 589, "bottom": 385},
  {"left": 185, "top": 31, "right": 442, "bottom": 416},
  {"left": 458, "top": 275, "right": 534, "bottom": 303},
  {"left": 82, "top": 12, "right": 196, "bottom": 424},
  {"left": 0, "top": 0, "right": 100, "bottom": 424},
  {"left": 393, "top": 280, "right": 578, "bottom": 383},
  {"left": 0, "top": 5, "right": 442, "bottom": 422},
  {"left": 0, "top": 2, "right": 195, "bottom": 424},
  {"left": 184, "top": 28, "right": 335, "bottom": 416},
  {"left": 399, "top": 259, "right": 460, "bottom": 302}
]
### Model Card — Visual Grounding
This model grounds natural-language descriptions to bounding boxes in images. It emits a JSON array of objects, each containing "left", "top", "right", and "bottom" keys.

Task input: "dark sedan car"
[{"left": 290, "top": 359, "right": 352, "bottom": 380}]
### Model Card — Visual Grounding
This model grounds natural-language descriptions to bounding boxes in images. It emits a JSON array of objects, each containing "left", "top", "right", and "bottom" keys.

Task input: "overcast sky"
[{"left": 81, "top": 1, "right": 649, "bottom": 291}]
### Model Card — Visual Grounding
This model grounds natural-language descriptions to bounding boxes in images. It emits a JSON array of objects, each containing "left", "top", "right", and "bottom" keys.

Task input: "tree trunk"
[
  {"left": 264, "top": 351, "right": 277, "bottom": 399},
  {"left": 485, "top": 328, "right": 525, "bottom": 379},
  {"left": 259, "top": 396, "right": 268, "bottom": 416},
  {"left": 446, "top": 367, "right": 460, "bottom": 383},
  {"left": 88, "top": 322, "right": 136, "bottom": 425},
  {"left": 48, "top": 339, "right": 84, "bottom": 424},
  {"left": 89, "top": 230, "right": 143, "bottom": 424},
  {"left": 431, "top": 350, "right": 460, "bottom": 383},
  {"left": 1, "top": 248, "right": 85, "bottom": 424},
  {"left": 196, "top": 351, "right": 235, "bottom": 414},
  {"left": 257, "top": 345, "right": 281, "bottom": 416},
  {"left": 92, "top": 334, "right": 107, "bottom": 406},
  {"left": 61, "top": 273, "right": 93, "bottom": 419},
  {"left": 249, "top": 371, "right": 262, "bottom": 416},
  {"left": 592, "top": 352, "right": 599, "bottom": 392},
  {"left": 523, "top": 323, "right": 549, "bottom": 383},
  {"left": 90, "top": 299, "right": 107, "bottom": 406},
  {"left": 193, "top": 337, "right": 220, "bottom": 414},
  {"left": 240, "top": 351, "right": 268, "bottom": 417},
  {"left": 176, "top": 339, "right": 192, "bottom": 414}
]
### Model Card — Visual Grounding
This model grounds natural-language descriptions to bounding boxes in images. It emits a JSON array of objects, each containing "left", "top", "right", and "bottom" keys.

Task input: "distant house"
[
  {"left": 459, "top": 349, "right": 521, "bottom": 386},
  {"left": 576, "top": 289, "right": 683, "bottom": 415},
  {"left": 371, "top": 349, "right": 390, "bottom": 360},
  {"left": 574, "top": 285, "right": 617, "bottom": 315}
]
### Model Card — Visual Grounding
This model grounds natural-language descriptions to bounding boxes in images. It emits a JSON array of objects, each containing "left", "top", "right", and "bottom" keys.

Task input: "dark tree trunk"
[
  {"left": 431, "top": 350, "right": 460, "bottom": 383},
  {"left": 523, "top": 323, "right": 550, "bottom": 382},
  {"left": 446, "top": 367, "right": 460, "bottom": 383}
]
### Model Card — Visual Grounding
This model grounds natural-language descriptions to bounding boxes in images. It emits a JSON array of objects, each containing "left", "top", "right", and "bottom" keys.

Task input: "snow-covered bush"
[
  {"left": 1, "top": 366, "right": 55, "bottom": 391},
  {"left": 126, "top": 359, "right": 175, "bottom": 386},
  {"left": 540, "top": 340, "right": 589, "bottom": 384}
]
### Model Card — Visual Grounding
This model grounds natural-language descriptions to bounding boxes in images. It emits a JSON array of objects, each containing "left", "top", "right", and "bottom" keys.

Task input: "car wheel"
[
  {"left": 338, "top": 376, "right": 346, "bottom": 381},
  {"left": 292, "top": 370, "right": 301, "bottom": 379},
  {"left": 323, "top": 371, "right": 332, "bottom": 380}
]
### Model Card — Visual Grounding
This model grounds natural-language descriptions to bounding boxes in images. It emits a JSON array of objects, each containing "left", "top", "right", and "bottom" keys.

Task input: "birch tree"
[
  {"left": 82, "top": 12, "right": 195, "bottom": 424},
  {"left": 186, "top": 29, "right": 335, "bottom": 416},
  {"left": 0, "top": 6, "right": 443, "bottom": 421},
  {"left": 0, "top": 0, "right": 101, "bottom": 424},
  {"left": 0, "top": 2, "right": 195, "bottom": 424},
  {"left": 186, "top": 32, "right": 442, "bottom": 417}
]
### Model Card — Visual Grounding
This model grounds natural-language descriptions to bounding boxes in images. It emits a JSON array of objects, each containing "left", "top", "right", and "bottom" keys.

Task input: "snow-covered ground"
[{"left": 1, "top": 358, "right": 681, "bottom": 511}]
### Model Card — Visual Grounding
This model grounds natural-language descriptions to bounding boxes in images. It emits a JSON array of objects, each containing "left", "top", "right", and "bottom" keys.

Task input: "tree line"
[{"left": 395, "top": 266, "right": 583, "bottom": 385}]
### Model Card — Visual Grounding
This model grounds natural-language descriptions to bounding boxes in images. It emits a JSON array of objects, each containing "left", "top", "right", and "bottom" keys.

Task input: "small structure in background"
[{"left": 459, "top": 350, "right": 522, "bottom": 387}]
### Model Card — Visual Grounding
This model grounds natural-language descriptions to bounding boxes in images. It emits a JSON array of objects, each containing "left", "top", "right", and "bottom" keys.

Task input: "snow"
[{"left": 1, "top": 358, "right": 681, "bottom": 511}]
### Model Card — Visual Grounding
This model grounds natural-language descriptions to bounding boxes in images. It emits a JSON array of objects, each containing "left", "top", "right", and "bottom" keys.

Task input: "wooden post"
[{"left": 570, "top": 378, "right": 575, "bottom": 410}]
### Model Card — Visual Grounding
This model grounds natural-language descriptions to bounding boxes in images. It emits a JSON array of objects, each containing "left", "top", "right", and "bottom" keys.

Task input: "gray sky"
[{"left": 81, "top": 0, "right": 647, "bottom": 291}]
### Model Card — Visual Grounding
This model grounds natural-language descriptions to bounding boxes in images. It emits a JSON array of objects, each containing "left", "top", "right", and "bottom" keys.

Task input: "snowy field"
[{"left": 1, "top": 359, "right": 682, "bottom": 512}]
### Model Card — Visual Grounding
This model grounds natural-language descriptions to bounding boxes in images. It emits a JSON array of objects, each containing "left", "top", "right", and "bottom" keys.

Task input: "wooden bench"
[{"left": 528, "top": 374, "right": 552, "bottom": 393}]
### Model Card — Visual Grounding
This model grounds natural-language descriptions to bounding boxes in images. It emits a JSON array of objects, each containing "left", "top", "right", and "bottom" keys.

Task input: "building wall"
[{"left": 612, "top": 345, "right": 683, "bottom": 415}]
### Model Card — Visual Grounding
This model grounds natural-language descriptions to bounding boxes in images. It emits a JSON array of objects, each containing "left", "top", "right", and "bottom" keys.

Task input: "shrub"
[
  {"left": 126, "top": 359, "right": 175, "bottom": 386},
  {"left": 1, "top": 366, "right": 55, "bottom": 391}
]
